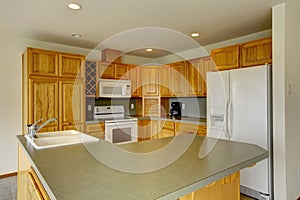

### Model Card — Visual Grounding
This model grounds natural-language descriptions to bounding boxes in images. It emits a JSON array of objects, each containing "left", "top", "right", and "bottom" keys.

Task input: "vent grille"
[{"left": 240, "top": 185, "right": 270, "bottom": 200}]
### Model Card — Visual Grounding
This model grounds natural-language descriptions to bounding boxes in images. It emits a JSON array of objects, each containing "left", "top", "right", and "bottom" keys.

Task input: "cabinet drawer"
[
  {"left": 175, "top": 122, "right": 198, "bottom": 135},
  {"left": 86, "top": 123, "right": 104, "bottom": 133},
  {"left": 86, "top": 132, "right": 104, "bottom": 140},
  {"left": 197, "top": 124, "right": 207, "bottom": 136},
  {"left": 160, "top": 121, "right": 175, "bottom": 130},
  {"left": 158, "top": 129, "right": 174, "bottom": 139}
]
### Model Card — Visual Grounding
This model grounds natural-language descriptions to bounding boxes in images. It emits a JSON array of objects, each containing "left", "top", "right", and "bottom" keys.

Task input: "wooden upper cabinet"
[
  {"left": 28, "top": 78, "right": 59, "bottom": 132},
  {"left": 211, "top": 45, "right": 240, "bottom": 71},
  {"left": 200, "top": 56, "right": 213, "bottom": 96},
  {"left": 99, "top": 62, "right": 129, "bottom": 80},
  {"left": 159, "top": 65, "right": 172, "bottom": 97},
  {"left": 59, "top": 53, "right": 85, "bottom": 79},
  {"left": 142, "top": 66, "right": 159, "bottom": 96},
  {"left": 128, "top": 65, "right": 142, "bottom": 97},
  {"left": 170, "top": 61, "right": 186, "bottom": 96},
  {"left": 186, "top": 59, "right": 201, "bottom": 96},
  {"left": 115, "top": 63, "right": 128, "bottom": 79},
  {"left": 59, "top": 80, "right": 84, "bottom": 131},
  {"left": 240, "top": 37, "right": 272, "bottom": 67},
  {"left": 27, "top": 48, "right": 59, "bottom": 77},
  {"left": 99, "top": 62, "right": 115, "bottom": 78}
]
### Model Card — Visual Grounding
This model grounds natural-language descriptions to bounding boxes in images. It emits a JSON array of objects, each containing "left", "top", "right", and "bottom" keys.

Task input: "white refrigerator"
[{"left": 206, "top": 65, "right": 272, "bottom": 200}]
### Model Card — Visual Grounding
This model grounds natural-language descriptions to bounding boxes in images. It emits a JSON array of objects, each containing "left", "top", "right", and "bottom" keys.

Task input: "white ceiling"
[{"left": 0, "top": 0, "right": 284, "bottom": 58}]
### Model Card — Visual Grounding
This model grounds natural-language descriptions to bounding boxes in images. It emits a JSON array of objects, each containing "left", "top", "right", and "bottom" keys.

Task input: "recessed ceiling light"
[
  {"left": 146, "top": 48, "right": 153, "bottom": 52},
  {"left": 71, "top": 33, "right": 81, "bottom": 38},
  {"left": 67, "top": 3, "right": 81, "bottom": 10},
  {"left": 191, "top": 32, "right": 200, "bottom": 37}
]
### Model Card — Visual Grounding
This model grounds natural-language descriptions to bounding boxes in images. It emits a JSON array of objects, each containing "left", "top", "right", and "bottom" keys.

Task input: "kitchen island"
[{"left": 17, "top": 134, "right": 268, "bottom": 200}]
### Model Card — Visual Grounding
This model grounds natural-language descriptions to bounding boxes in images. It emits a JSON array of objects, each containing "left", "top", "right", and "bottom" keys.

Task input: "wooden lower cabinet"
[
  {"left": 85, "top": 123, "right": 105, "bottom": 139},
  {"left": 175, "top": 122, "right": 207, "bottom": 136},
  {"left": 157, "top": 121, "right": 175, "bottom": 138},
  {"left": 18, "top": 145, "right": 50, "bottom": 200},
  {"left": 179, "top": 172, "right": 240, "bottom": 200},
  {"left": 175, "top": 122, "right": 198, "bottom": 135}
]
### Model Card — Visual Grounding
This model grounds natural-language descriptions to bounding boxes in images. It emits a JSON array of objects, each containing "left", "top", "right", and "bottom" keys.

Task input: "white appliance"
[
  {"left": 99, "top": 79, "right": 131, "bottom": 98},
  {"left": 206, "top": 64, "right": 273, "bottom": 200},
  {"left": 94, "top": 105, "right": 137, "bottom": 144}
]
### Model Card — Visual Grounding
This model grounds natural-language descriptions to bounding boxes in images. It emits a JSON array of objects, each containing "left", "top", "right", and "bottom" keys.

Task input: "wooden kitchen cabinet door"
[
  {"left": 143, "top": 97, "right": 160, "bottom": 117},
  {"left": 159, "top": 65, "right": 172, "bottom": 97},
  {"left": 142, "top": 66, "right": 159, "bottom": 96},
  {"left": 170, "top": 61, "right": 186, "bottom": 96},
  {"left": 186, "top": 59, "right": 201, "bottom": 97},
  {"left": 115, "top": 63, "right": 128, "bottom": 79},
  {"left": 59, "top": 53, "right": 85, "bottom": 79},
  {"left": 99, "top": 62, "right": 115, "bottom": 78},
  {"left": 200, "top": 56, "right": 213, "bottom": 96},
  {"left": 211, "top": 45, "right": 240, "bottom": 71},
  {"left": 129, "top": 65, "right": 142, "bottom": 97},
  {"left": 241, "top": 37, "right": 272, "bottom": 67},
  {"left": 28, "top": 78, "right": 59, "bottom": 132},
  {"left": 59, "top": 80, "right": 84, "bottom": 131},
  {"left": 27, "top": 48, "right": 59, "bottom": 77},
  {"left": 138, "top": 120, "right": 152, "bottom": 141}
]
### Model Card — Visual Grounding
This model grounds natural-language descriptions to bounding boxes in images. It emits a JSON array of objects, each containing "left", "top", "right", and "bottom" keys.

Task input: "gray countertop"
[
  {"left": 17, "top": 135, "right": 268, "bottom": 200},
  {"left": 86, "top": 115, "right": 206, "bottom": 125}
]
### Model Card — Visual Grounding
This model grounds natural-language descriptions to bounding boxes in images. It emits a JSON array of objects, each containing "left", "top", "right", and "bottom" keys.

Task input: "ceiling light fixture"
[
  {"left": 67, "top": 3, "right": 81, "bottom": 10},
  {"left": 191, "top": 32, "right": 200, "bottom": 37},
  {"left": 146, "top": 48, "right": 153, "bottom": 52},
  {"left": 71, "top": 33, "right": 81, "bottom": 38}
]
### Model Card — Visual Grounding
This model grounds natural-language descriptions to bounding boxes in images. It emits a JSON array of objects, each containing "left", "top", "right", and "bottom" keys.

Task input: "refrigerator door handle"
[
  {"left": 228, "top": 99, "right": 233, "bottom": 140},
  {"left": 225, "top": 100, "right": 231, "bottom": 140}
]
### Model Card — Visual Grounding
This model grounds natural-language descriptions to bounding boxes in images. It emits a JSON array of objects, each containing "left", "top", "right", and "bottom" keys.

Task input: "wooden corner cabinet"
[
  {"left": 23, "top": 47, "right": 85, "bottom": 133},
  {"left": 240, "top": 37, "right": 272, "bottom": 67}
]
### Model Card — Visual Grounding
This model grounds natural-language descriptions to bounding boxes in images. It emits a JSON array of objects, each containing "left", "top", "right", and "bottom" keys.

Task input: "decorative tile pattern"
[{"left": 85, "top": 61, "right": 97, "bottom": 96}]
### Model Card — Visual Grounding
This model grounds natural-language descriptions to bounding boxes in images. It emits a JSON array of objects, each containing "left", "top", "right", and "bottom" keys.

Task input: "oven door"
[{"left": 105, "top": 121, "right": 137, "bottom": 144}]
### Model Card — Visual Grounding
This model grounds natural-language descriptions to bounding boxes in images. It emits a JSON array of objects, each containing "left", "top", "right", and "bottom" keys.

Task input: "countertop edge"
[
  {"left": 158, "top": 149, "right": 269, "bottom": 199},
  {"left": 17, "top": 135, "right": 57, "bottom": 200}
]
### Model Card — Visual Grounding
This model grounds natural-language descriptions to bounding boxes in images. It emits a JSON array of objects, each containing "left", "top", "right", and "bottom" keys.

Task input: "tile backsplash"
[{"left": 169, "top": 97, "right": 206, "bottom": 118}]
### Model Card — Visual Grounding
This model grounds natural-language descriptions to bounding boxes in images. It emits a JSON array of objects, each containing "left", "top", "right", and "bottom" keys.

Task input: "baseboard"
[{"left": 0, "top": 172, "right": 17, "bottom": 179}]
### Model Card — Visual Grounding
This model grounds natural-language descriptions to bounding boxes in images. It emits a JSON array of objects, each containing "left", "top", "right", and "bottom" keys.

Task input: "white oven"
[
  {"left": 94, "top": 106, "right": 138, "bottom": 144},
  {"left": 105, "top": 118, "right": 137, "bottom": 145},
  {"left": 99, "top": 79, "right": 131, "bottom": 98}
]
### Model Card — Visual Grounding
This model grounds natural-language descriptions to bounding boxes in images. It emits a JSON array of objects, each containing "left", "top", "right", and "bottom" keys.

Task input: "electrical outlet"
[
  {"left": 130, "top": 103, "right": 134, "bottom": 109},
  {"left": 182, "top": 103, "right": 185, "bottom": 110},
  {"left": 87, "top": 105, "right": 92, "bottom": 111}
]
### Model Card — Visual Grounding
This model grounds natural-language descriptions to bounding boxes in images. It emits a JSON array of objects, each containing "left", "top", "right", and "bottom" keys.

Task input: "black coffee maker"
[{"left": 170, "top": 102, "right": 182, "bottom": 118}]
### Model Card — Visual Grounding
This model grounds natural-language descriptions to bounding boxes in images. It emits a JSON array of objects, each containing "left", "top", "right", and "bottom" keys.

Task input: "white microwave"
[{"left": 99, "top": 79, "right": 131, "bottom": 98}]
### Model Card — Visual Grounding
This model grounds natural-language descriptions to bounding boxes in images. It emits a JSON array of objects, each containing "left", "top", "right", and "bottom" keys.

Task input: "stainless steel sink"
[{"left": 25, "top": 130, "right": 99, "bottom": 149}]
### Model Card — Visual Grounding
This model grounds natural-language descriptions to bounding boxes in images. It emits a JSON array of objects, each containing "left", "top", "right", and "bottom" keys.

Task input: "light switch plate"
[
  {"left": 87, "top": 105, "right": 92, "bottom": 111},
  {"left": 182, "top": 103, "right": 185, "bottom": 110},
  {"left": 130, "top": 104, "right": 134, "bottom": 109}
]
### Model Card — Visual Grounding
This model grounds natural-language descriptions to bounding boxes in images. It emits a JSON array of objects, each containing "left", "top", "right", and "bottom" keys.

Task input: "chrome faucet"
[{"left": 28, "top": 118, "right": 57, "bottom": 138}]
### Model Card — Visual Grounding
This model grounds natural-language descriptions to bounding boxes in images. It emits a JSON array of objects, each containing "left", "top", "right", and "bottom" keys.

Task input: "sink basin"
[{"left": 25, "top": 130, "right": 99, "bottom": 149}]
